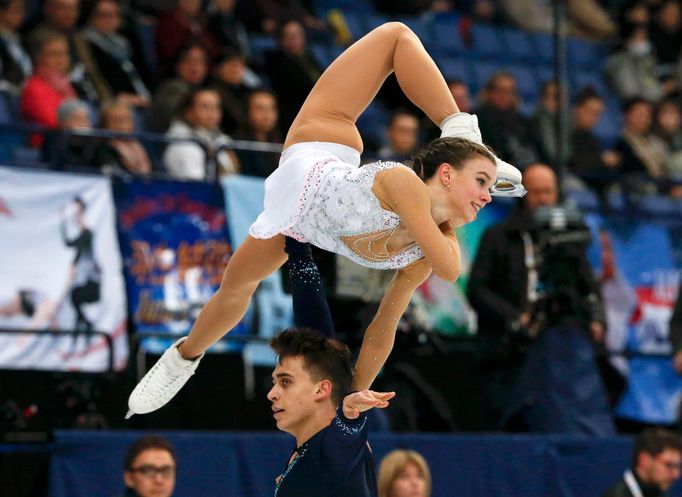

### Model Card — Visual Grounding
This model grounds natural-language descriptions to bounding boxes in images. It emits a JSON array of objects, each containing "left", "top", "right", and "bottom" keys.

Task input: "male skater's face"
[{"left": 268, "top": 356, "right": 323, "bottom": 435}]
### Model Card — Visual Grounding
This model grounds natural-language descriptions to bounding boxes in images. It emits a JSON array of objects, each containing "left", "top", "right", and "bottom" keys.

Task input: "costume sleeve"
[
  {"left": 284, "top": 237, "right": 335, "bottom": 338},
  {"left": 320, "top": 406, "right": 369, "bottom": 473}
]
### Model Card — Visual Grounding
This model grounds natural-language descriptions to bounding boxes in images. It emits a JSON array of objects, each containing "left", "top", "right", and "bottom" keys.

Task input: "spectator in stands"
[
  {"left": 154, "top": 0, "right": 219, "bottom": 79},
  {"left": 243, "top": 0, "right": 327, "bottom": 35},
  {"left": 163, "top": 87, "right": 238, "bottom": 180},
  {"left": 378, "top": 449, "right": 431, "bottom": 497},
  {"left": 207, "top": 0, "right": 250, "bottom": 56},
  {"left": 650, "top": 0, "right": 682, "bottom": 81},
  {"left": 602, "top": 427, "right": 682, "bottom": 497},
  {"left": 76, "top": 0, "right": 150, "bottom": 107},
  {"left": 265, "top": 19, "right": 322, "bottom": 134},
  {"left": 267, "top": 328, "right": 394, "bottom": 496},
  {"left": 605, "top": 20, "right": 673, "bottom": 103},
  {"left": 95, "top": 99, "right": 152, "bottom": 176},
  {"left": 529, "top": 80, "right": 565, "bottom": 166},
  {"left": 210, "top": 48, "right": 251, "bottom": 136},
  {"left": 651, "top": 97, "right": 682, "bottom": 190},
  {"left": 500, "top": 0, "right": 615, "bottom": 40},
  {"left": 476, "top": 71, "right": 538, "bottom": 167},
  {"left": 447, "top": 79, "right": 472, "bottom": 114},
  {"left": 468, "top": 163, "right": 614, "bottom": 435},
  {"left": 21, "top": 29, "right": 76, "bottom": 144},
  {"left": 568, "top": 87, "right": 621, "bottom": 194},
  {"left": 378, "top": 109, "right": 420, "bottom": 163},
  {"left": 0, "top": 0, "right": 31, "bottom": 95},
  {"left": 123, "top": 435, "right": 176, "bottom": 497},
  {"left": 671, "top": 289, "right": 682, "bottom": 374},
  {"left": 614, "top": 97, "right": 669, "bottom": 192},
  {"left": 233, "top": 89, "right": 281, "bottom": 178},
  {"left": 45, "top": 99, "right": 100, "bottom": 169},
  {"left": 30, "top": 0, "right": 100, "bottom": 102},
  {"left": 148, "top": 40, "right": 209, "bottom": 133}
]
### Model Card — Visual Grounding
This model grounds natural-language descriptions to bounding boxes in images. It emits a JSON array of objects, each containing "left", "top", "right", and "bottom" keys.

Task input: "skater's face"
[
  {"left": 124, "top": 448, "right": 176, "bottom": 497},
  {"left": 268, "top": 356, "right": 333, "bottom": 436},
  {"left": 445, "top": 156, "right": 494, "bottom": 225}
]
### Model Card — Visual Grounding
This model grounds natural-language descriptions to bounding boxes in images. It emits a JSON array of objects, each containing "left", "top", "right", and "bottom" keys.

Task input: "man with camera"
[{"left": 468, "top": 163, "right": 614, "bottom": 435}]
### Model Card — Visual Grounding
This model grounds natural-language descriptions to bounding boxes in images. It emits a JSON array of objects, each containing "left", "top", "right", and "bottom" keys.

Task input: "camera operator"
[{"left": 468, "top": 163, "right": 615, "bottom": 435}]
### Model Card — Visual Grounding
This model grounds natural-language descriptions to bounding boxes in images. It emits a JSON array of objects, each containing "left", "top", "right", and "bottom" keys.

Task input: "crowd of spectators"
[{"left": 0, "top": 0, "right": 681, "bottom": 198}]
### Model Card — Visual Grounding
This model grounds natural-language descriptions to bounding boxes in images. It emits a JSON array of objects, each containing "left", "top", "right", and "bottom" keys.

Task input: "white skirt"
[{"left": 249, "top": 141, "right": 362, "bottom": 241}]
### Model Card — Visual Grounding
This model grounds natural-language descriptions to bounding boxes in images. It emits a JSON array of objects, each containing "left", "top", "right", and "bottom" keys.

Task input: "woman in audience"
[
  {"left": 21, "top": 28, "right": 76, "bottom": 145},
  {"left": 163, "top": 87, "right": 238, "bottom": 180},
  {"left": 75, "top": 0, "right": 150, "bottom": 106},
  {"left": 378, "top": 449, "right": 431, "bottom": 497},
  {"left": 0, "top": 0, "right": 32, "bottom": 95},
  {"left": 233, "top": 89, "right": 281, "bottom": 177},
  {"left": 148, "top": 40, "right": 210, "bottom": 133},
  {"left": 95, "top": 99, "right": 152, "bottom": 176}
]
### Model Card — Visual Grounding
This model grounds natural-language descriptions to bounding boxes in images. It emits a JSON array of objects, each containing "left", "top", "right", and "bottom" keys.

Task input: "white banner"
[{"left": 0, "top": 167, "right": 128, "bottom": 371}]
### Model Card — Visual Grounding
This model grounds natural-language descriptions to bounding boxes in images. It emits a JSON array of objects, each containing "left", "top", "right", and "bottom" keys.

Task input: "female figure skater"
[{"left": 127, "top": 22, "right": 525, "bottom": 417}]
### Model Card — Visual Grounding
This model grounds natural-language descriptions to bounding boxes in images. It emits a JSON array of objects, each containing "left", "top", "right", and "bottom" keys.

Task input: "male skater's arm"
[
  {"left": 352, "top": 258, "right": 432, "bottom": 391},
  {"left": 285, "top": 237, "right": 336, "bottom": 338}
]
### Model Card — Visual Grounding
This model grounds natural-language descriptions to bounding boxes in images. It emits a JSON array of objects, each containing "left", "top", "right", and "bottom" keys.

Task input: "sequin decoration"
[
  {"left": 290, "top": 160, "right": 424, "bottom": 270},
  {"left": 274, "top": 442, "right": 310, "bottom": 496},
  {"left": 333, "top": 411, "right": 367, "bottom": 436}
]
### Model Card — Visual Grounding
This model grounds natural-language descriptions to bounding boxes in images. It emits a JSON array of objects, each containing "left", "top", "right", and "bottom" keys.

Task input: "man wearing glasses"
[
  {"left": 603, "top": 428, "right": 682, "bottom": 497},
  {"left": 123, "top": 435, "right": 176, "bottom": 497}
]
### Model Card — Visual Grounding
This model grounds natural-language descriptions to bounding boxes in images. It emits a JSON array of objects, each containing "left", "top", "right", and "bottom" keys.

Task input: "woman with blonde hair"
[{"left": 378, "top": 449, "right": 431, "bottom": 497}]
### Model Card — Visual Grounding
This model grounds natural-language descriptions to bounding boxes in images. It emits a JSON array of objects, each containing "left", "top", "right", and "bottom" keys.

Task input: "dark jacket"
[
  {"left": 264, "top": 49, "right": 321, "bottom": 134},
  {"left": 602, "top": 471, "right": 667, "bottom": 497},
  {"left": 467, "top": 207, "right": 605, "bottom": 347}
]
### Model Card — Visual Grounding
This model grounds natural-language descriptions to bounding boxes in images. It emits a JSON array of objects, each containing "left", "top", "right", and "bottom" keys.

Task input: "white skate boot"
[
  {"left": 440, "top": 112, "right": 526, "bottom": 197},
  {"left": 126, "top": 337, "right": 204, "bottom": 418}
]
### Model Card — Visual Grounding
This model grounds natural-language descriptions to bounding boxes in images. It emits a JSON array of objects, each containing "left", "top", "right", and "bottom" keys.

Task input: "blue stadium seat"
[
  {"left": 567, "top": 37, "right": 607, "bottom": 71},
  {"left": 471, "top": 60, "right": 504, "bottom": 92},
  {"left": 249, "top": 35, "right": 276, "bottom": 57},
  {"left": 528, "top": 32, "right": 554, "bottom": 64},
  {"left": 506, "top": 65, "right": 540, "bottom": 101},
  {"left": 341, "top": 11, "right": 367, "bottom": 39},
  {"left": 311, "top": 0, "right": 374, "bottom": 15},
  {"left": 366, "top": 13, "right": 390, "bottom": 32},
  {"left": 536, "top": 64, "right": 555, "bottom": 86},
  {"left": 570, "top": 70, "right": 609, "bottom": 97},
  {"left": 309, "top": 43, "right": 333, "bottom": 68},
  {"left": 469, "top": 23, "right": 503, "bottom": 59},
  {"left": 435, "top": 55, "right": 473, "bottom": 85},
  {"left": 640, "top": 195, "right": 678, "bottom": 216},
  {"left": 402, "top": 17, "right": 431, "bottom": 43},
  {"left": 429, "top": 18, "right": 465, "bottom": 55},
  {"left": 499, "top": 28, "right": 535, "bottom": 62}
]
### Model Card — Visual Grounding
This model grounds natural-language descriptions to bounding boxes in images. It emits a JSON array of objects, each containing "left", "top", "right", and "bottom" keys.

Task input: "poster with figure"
[
  {"left": 114, "top": 177, "right": 246, "bottom": 354},
  {"left": 0, "top": 166, "right": 128, "bottom": 371}
]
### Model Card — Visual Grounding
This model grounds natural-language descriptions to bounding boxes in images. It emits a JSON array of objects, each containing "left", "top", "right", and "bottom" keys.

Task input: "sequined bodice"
[{"left": 291, "top": 160, "right": 424, "bottom": 269}]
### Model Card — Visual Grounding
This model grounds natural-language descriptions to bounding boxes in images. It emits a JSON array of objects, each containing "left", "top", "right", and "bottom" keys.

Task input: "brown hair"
[
  {"left": 124, "top": 435, "right": 175, "bottom": 470},
  {"left": 411, "top": 137, "right": 495, "bottom": 181},
  {"left": 633, "top": 428, "right": 682, "bottom": 469},
  {"left": 270, "top": 328, "right": 353, "bottom": 407},
  {"left": 378, "top": 449, "right": 432, "bottom": 497}
]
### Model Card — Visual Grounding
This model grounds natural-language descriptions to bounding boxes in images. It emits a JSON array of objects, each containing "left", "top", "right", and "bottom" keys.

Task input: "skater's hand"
[{"left": 343, "top": 390, "right": 395, "bottom": 419}]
